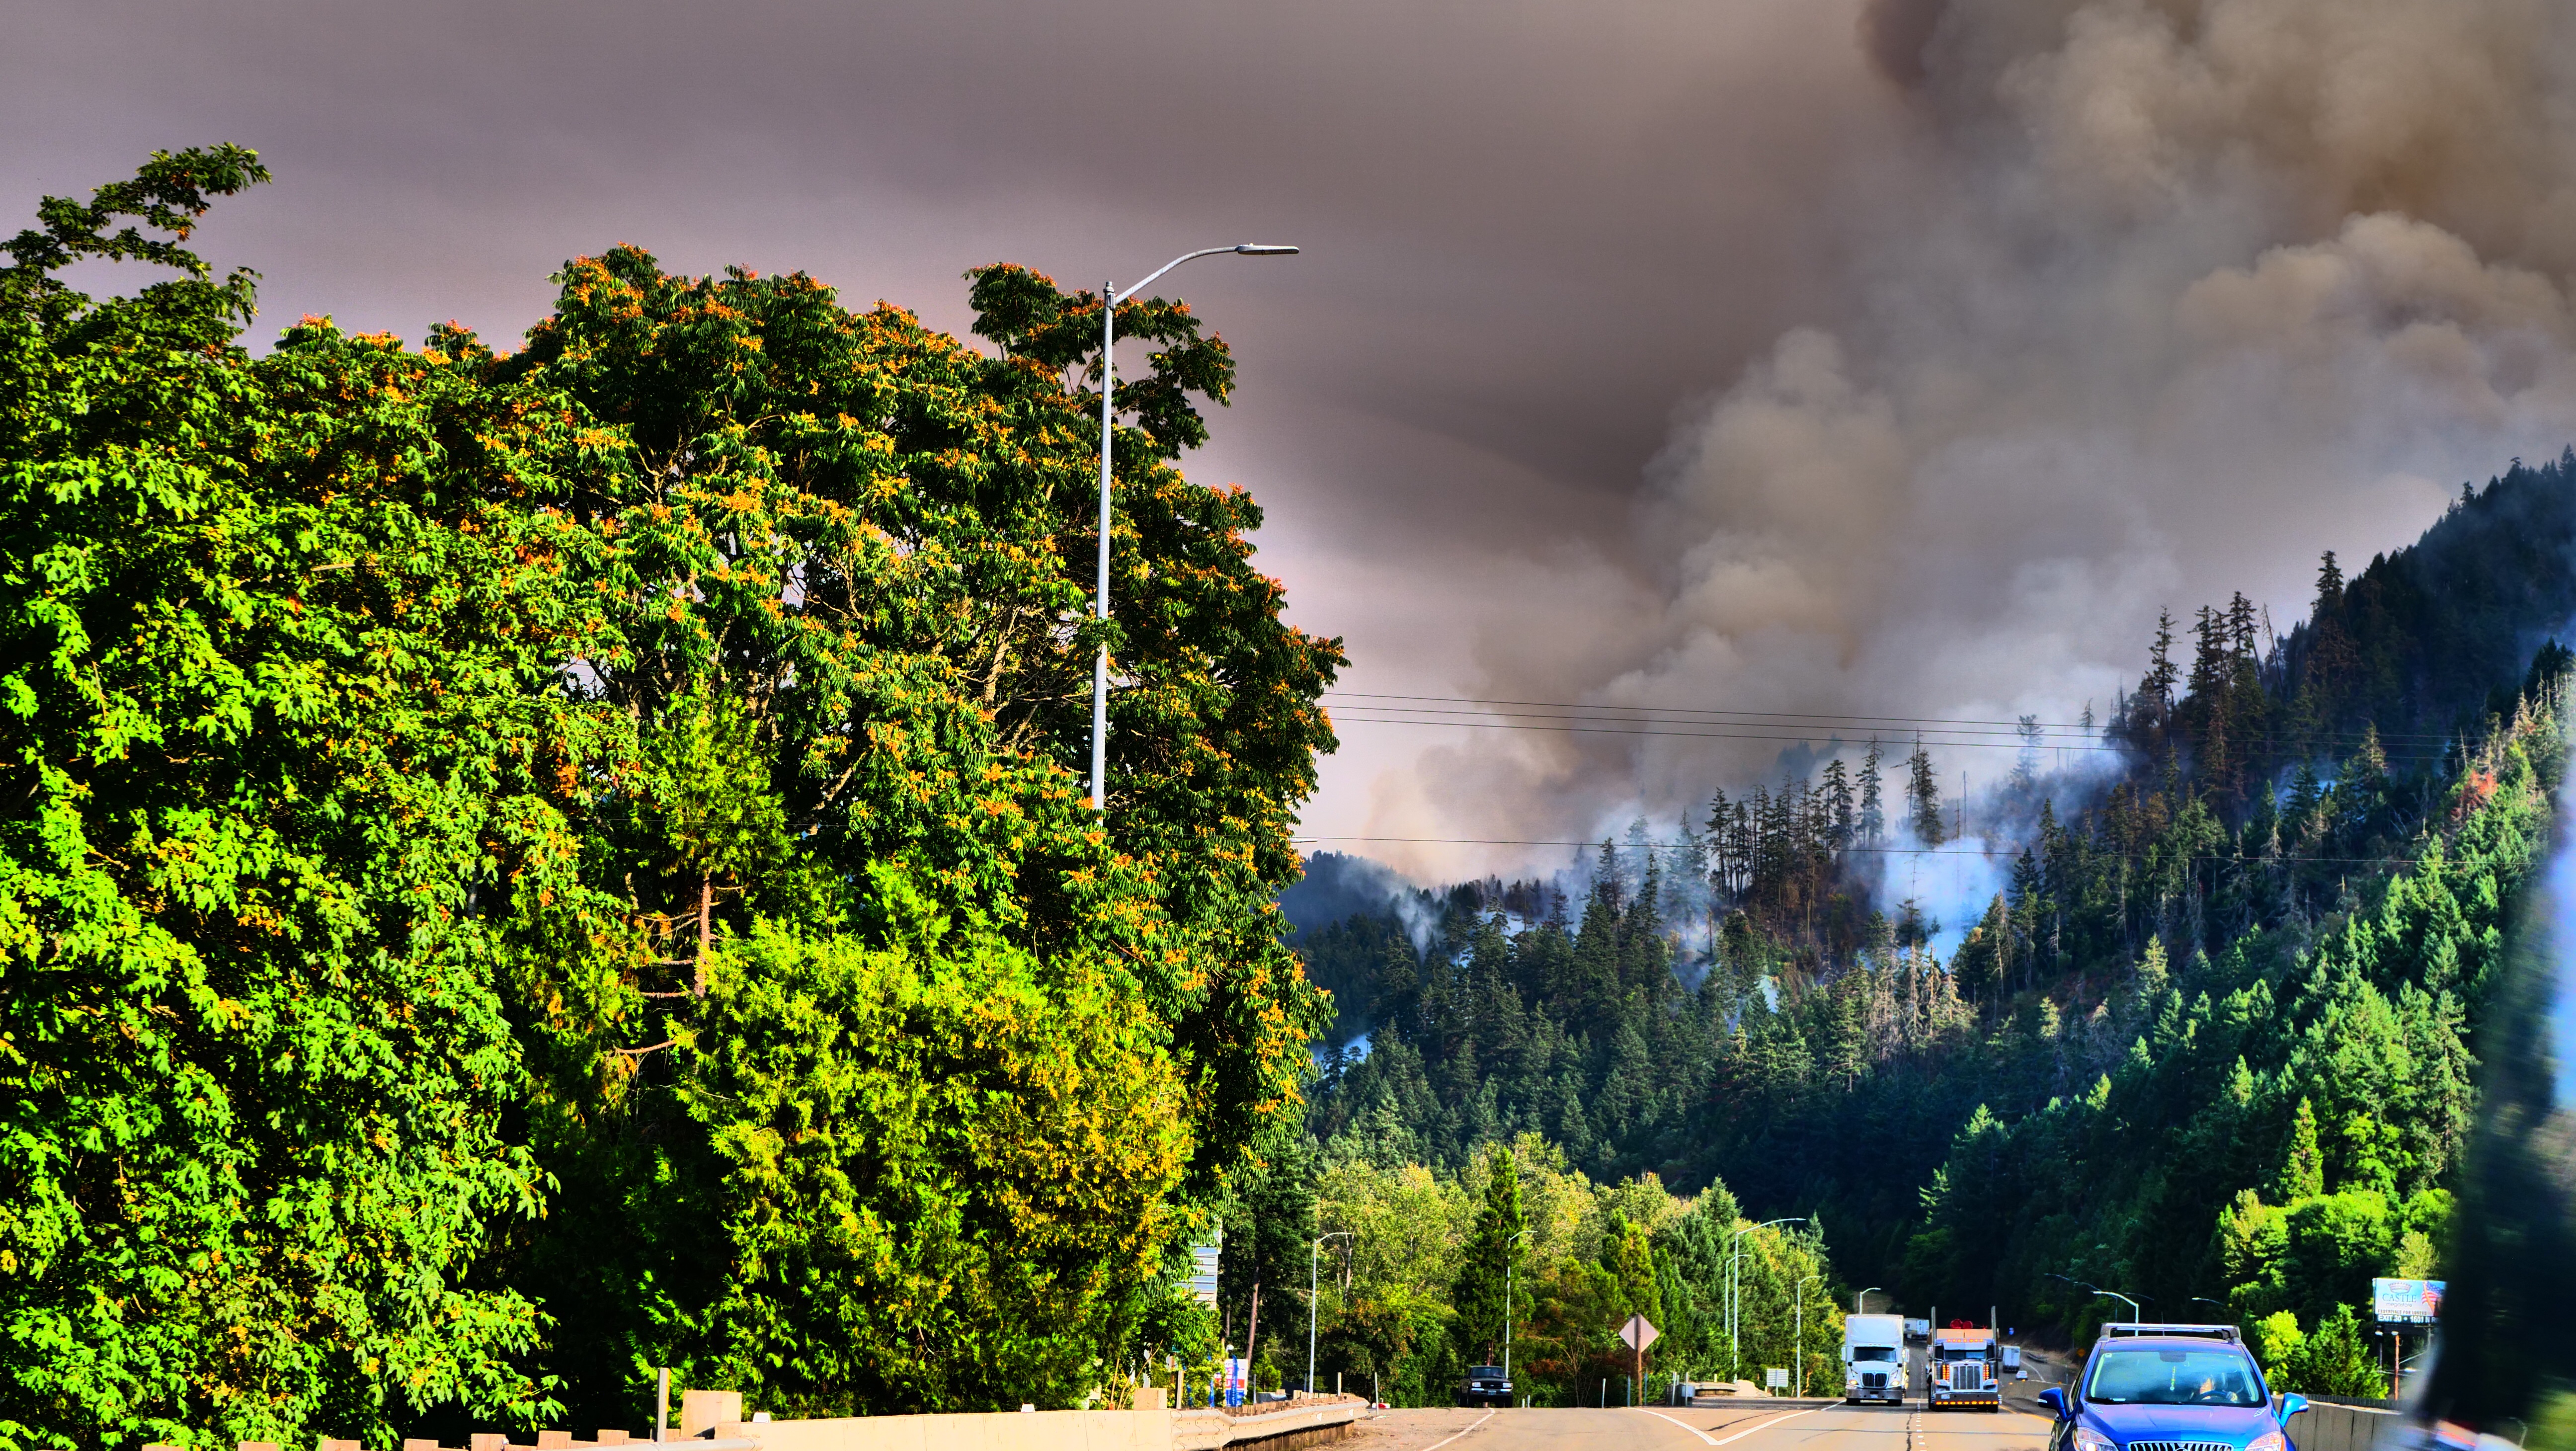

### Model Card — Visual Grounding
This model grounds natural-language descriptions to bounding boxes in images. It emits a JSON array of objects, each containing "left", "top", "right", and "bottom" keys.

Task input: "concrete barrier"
[
  {"left": 713, "top": 1394, "right": 1361, "bottom": 1451},
  {"left": 2288, "top": 1401, "right": 2403, "bottom": 1451},
  {"left": 713, "top": 1409, "right": 1173, "bottom": 1451},
  {"left": 142, "top": 1390, "right": 1362, "bottom": 1451},
  {"left": 1170, "top": 1400, "right": 1360, "bottom": 1451}
]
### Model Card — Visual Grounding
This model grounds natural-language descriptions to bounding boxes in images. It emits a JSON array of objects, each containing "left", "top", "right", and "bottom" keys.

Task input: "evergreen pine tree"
[
  {"left": 1861, "top": 738, "right": 1886, "bottom": 846},
  {"left": 2277, "top": 1096, "right": 2326, "bottom": 1201},
  {"left": 1450, "top": 1144, "right": 1529, "bottom": 1365},
  {"left": 1907, "top": 737, "right": 1945, "bottom": 848},
  {"left": 2140, "top": 608, "right": 2180, "bottom": 735},
  {"left": 1705, "top": 790, "right": 1734, "bottom": 898},
  {"left": 1822, "top": 758, "right": 1856, "bottom": 851},
  {"left": 2348, "top": 723, "right": 2390, "bottom": 800}
]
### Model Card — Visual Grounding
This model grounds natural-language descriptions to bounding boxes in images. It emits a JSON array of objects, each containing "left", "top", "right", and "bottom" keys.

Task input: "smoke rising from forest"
[{"left": 1368, "top": 0, "right": 2576, "bottom": 874}]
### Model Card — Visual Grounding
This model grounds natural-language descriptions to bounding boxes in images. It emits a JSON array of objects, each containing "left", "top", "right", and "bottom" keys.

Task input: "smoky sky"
[{"left": 13, "top": 0, "right": 2576, "bottom": 882}]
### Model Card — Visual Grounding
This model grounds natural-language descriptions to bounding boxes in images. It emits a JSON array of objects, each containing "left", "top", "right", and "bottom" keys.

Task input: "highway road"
[{"left": 1344, "top": 1400, "right": 2056, "bottom": 1451}]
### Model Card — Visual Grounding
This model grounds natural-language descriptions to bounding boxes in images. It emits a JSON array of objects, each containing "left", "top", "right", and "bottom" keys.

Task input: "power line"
[
  {"left": 1324, "top": 709, "right": 2460, "bottom": 763},
  {"left": 1325, "top": 691, "right": 2103, "bottom": 736},
  {"left": 1329, "top": 704, "right": 2088, "bottom": 744},
  {"left": 1321, "top": 689, "right": 2483, "bottom": 748},
  {"left": 1327, "top": 712, "right": 2107, "bottom": 752},
  {"left": 1289, "top": 835, "right": 2426, "bottom": 867}
]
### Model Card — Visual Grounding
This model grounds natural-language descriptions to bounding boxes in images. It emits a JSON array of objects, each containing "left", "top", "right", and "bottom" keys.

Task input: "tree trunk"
[
  {"left": 1245, "top": 1282, "right": 1261, "bottom": 1394},
  {"left": 694, "top": 871, "right": 713, "bottom": 995}
]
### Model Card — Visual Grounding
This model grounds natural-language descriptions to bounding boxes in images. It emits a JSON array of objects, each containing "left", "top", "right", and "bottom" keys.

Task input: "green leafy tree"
[
  {"left": 468, "top": 245, "right": 1343, "bottom": 1417},
  {"left": 1, "top": 150, "right": 587, "bottom": 1448},
  {"left": 659, "top": 896, "right": 1196, "bottom": 1414},
  {"left": 3, "top": 151, "right": 1350, "bottom": 1442}
]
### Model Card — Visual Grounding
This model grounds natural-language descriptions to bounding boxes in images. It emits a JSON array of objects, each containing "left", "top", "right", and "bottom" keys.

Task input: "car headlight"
[
  {"left": 2243, "top": 1433, "right": 2286, "bottom": 1451},
  {"left": 2074, "top": 1427, "right": 2117, "bottom": 1451}
]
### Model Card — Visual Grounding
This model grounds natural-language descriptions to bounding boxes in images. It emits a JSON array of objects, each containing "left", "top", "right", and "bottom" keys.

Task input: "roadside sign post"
[{"left": 1621, "top": 1315, "right": 1660, "bottom": 1408}]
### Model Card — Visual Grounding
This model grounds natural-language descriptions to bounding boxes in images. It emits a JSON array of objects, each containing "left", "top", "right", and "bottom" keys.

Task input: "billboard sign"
[{"left": 2373, "top": 1278, "right": 2445, "bottom": 1323}]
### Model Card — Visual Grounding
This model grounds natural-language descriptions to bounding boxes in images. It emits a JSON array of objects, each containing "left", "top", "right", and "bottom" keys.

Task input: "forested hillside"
[{"left": 1296, "top": 455, "right": 2576, "bottom": 1391}]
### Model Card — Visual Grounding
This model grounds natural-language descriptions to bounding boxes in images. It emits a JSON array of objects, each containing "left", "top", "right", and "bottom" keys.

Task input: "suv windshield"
[
  {"left": 1853, "top": 1347, "right": 1899, "bottom": 1362},
  {"left": 2085, "top": 1348, "right": 2262, "bottom": 1406},
  {"left": 1469, "top": 1367, "right": 1504, "bottom": 1379}
]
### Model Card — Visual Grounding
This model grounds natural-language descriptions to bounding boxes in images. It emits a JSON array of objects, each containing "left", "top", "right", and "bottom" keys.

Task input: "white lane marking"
[
  {"left": 1707, "top": 1407, "right": 1824, "bottom": 1446},
  {"left": 1636, "top": 1407, "right": 1719, "bottom": 1445},
  {"left": 1421, "top": 1407, "right": 1496, "bottom": 1451}
]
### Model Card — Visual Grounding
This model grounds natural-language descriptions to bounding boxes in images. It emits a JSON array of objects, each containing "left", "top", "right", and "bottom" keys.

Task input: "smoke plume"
[{"left": 1368, "top": 0, "right": 2576, "bottom": 876}]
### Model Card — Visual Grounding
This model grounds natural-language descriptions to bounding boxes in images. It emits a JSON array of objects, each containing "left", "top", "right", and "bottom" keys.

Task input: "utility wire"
[
  {"left": 1325, "top": 710, "right": 2116, "bottom": 753},
  {"left": 1326, "top": 691, "right": 2104, "bottom": 735},
  {"left": 1324, "top": 709, "right": 2461, "bottom": 762},
  {"left": 1321, "top": 689, "right": 2489, "bottom": 748},
  {"left": 1289, "top": 836, "right": 2429, "bottom": 868}
]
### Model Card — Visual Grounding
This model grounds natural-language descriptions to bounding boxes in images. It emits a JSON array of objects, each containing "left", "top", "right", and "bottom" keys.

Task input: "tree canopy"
[{"left": 1, "top": 150, "right": 1340, "bottom": 1448}]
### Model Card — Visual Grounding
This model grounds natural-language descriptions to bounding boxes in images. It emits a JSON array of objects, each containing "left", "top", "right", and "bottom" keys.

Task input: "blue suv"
[{"left": 2041, "top": 1328, "right": 2307, "bottom": 1451}]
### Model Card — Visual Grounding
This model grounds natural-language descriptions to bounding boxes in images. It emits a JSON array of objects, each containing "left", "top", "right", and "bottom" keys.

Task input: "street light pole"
[
  {"left": 2045, "top": 1273, "right": 2143, "bottom": 1324},
  {"left": 1088, "top": 243, "right": 1298, "bottom": 814},
  {"left": 1795, "top": 1275, "right": 1823, "bottom": 1398},
  {"left": 1309, "top": 1231, "right": 1352, "bottom": 1396},
  {"left": 1506, "top": 1229, "right": 1532, "bottom": 1388},
  {"left": 1855, "top": 1286, "right": 1882, "bottom": 1313}
]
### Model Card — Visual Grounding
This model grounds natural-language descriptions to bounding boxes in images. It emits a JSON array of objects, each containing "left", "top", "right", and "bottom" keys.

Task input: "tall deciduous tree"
[{"left": 2, "top": 148, "right": 587, "bottom": 1448}]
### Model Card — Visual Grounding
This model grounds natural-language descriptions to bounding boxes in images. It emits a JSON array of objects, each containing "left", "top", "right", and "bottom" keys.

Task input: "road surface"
[{"left": 1344, "top": 1399, "right": 2055, "bottom": 1451}]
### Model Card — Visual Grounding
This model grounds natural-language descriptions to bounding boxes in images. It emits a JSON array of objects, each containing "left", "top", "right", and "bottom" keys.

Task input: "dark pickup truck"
[{"left": 1459, "top": 1365, "right": 1513, "bottom": 1406}]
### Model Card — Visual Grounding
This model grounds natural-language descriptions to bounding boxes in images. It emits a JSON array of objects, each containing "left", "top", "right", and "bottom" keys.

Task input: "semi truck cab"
[
  {"left": 1930, "top": 1324, "right": 2001, "bottom": 1410},
  {"left": 1845, "top": 1314, "right": 1907, "bottom": 1404}
]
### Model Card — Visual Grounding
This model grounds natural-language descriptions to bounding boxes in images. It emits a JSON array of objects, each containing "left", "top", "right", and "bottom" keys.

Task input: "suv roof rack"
[{"left": 2097, "top": 1323, "right": 2241, "bottom": 1343}]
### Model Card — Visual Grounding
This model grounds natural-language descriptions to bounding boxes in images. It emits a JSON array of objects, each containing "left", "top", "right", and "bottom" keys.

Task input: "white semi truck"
[{"left": 1843, "top": 1314, "right": 1907, "bottom": 1405}]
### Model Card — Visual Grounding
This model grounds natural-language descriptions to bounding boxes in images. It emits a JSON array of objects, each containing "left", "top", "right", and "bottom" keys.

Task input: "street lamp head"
[{"left": 1233, "top": 243, "right": 1299, "bottom": 255}]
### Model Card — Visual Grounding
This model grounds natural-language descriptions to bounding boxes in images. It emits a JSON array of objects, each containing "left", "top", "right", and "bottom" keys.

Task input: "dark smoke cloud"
[
  {"left": 1861, "top": 0, "right": 1951, "bottom": 84},
  {"left": 10, "top": 1, "right": 2574, "bottom": 880},
  {"left": 1372, "top": 0, "right": 2576, "bottom": 878}
]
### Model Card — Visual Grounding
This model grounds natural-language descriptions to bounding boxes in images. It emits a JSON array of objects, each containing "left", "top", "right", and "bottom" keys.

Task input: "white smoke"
[
  {"left": 1867, "top": 836, "right": 2011, "bottom": 961},
  {"left": 1371, "top": 0, "right": 2576, "bottom": 877}
]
